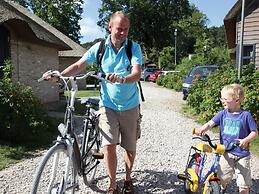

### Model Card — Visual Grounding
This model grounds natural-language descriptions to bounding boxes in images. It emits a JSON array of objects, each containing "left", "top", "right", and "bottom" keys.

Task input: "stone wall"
[{"left": 10, "top": 34, "right": 60, "bottom": 103}]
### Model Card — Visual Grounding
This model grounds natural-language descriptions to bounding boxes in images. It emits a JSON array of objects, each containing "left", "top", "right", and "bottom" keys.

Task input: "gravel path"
[{"left": 0, "top": 82, "right": 259, "bottom": 194}]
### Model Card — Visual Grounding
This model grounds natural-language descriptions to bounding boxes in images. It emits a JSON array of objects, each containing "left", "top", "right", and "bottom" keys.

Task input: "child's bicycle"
[
  {"left": 177, "top": 128, "right": 239, "bottom": 194},
  {"left": 30, "top": 70, "right": 109, "bottom": 194}
]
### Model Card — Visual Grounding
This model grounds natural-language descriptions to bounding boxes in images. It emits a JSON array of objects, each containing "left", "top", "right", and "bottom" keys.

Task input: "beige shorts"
[
  {"left": 217, "top": 152, "right": 252, "bottom": 189},
  {"left": 98, "top": 106, "right": 141, "bottom": 151}
]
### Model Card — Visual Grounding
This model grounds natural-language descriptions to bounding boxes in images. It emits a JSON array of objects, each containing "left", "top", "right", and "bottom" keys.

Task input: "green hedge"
[
  {"left": 0, "top": 61, "right": 54, "bottom": 145},
  {"left": 187, "top": 63, "right": 259, "bottom": 123}
]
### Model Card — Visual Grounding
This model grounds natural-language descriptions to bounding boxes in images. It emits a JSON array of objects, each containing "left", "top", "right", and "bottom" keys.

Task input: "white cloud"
[{"left": 79, "top": 17, "right": 106, "bottom": 43}]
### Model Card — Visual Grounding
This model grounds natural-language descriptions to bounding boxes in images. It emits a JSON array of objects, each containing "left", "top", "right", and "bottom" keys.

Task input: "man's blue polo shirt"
[{"left": 82, "top": 36, "right": 142, "bottom": 111}]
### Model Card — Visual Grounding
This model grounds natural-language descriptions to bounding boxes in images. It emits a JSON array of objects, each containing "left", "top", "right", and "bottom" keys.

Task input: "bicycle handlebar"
[
  {"left": 38, "top": 70, "right": 111, "bottom": 83},
  {"left": 192, "top": 128, "right": 239, "bottom": 152}
]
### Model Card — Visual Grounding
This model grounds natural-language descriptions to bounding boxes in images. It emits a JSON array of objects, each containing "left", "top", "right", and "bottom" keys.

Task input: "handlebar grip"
[{"left": 192, "top": 128, "right": 196, "bottom": 135}]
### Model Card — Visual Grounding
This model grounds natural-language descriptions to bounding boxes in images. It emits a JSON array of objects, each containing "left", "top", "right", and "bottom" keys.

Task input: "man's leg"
[
  {"left": 104, "top": 144, "right": 117, "bottom": 189},
  {"left": 124, "top": 150, "right": 136, "bottom": 180}
]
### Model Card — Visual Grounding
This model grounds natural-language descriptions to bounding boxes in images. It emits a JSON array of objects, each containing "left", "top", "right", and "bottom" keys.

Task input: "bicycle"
[
  {"left": 31, "top": 70, "right": 109, "bottom": 194},
  {"left": 177, "top": 128, "right": 239, "bottom": 194}
]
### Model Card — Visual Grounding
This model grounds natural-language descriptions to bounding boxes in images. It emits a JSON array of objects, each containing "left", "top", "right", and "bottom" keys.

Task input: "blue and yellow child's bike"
[{"left": 177, "top": 128, "right": 238, "bottom": 194}]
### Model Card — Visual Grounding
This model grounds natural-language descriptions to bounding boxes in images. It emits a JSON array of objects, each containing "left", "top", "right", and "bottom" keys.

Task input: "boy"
[{"left": 194, "top": 84, "right": 258, "bottom": 194}]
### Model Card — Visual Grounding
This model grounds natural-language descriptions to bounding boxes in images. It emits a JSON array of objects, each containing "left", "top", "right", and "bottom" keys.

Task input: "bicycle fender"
[{"left": 187, "top": 168, "right": 199, "bottom": 192}]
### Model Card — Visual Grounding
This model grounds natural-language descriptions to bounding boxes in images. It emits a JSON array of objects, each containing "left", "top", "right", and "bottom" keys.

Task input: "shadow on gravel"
[
  {"left": 87, "top": 169, "right": 185, "bottom": 194},
  {"left": 87, "top": 170, "right": 259, "bottom": 194}
]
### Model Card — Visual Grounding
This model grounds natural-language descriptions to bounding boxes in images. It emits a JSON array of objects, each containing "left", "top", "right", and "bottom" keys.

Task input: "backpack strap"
[
  {"left": 96, "top": 39, "right": 145, "bottom": 102},
  {"left": 97, "top": 39, "right": 106, "bottom": 70}
]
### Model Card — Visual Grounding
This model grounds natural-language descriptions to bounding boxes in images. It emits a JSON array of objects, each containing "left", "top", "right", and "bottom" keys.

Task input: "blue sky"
[{"left": 79, "top": 0, "right": 237, "bottom": 43}]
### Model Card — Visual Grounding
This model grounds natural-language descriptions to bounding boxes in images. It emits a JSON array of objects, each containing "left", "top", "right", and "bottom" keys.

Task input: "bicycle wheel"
[
  {"left": 184, "top": 153, "right": 201, "bottom": 193},
  {"left": 81, "top": 121, "right": 101, "bottom": 185},
  {"left": 31, "top": 143, "right": 78, "bottom": 194},
  {"left": 204, "top": 181, "right": 221, "bottom": 194}
]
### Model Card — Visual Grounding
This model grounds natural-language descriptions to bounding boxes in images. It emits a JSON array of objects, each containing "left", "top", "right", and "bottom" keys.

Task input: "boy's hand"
[
  {"left": 237, "top": 138, "right": 249, "bottom": 149},
  {"left": 193, "top": 128, "right": 203, "bottom": 136}
]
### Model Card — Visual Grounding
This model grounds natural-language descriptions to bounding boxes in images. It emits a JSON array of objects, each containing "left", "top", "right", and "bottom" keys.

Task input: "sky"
[{"left": 79, "top": 0, "right": 238, "bottom": 44}]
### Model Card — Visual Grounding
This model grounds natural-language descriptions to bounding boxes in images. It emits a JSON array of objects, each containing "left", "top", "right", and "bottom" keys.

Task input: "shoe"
[
  {"left": 107, "top": 186, "right": 119, "bottom": 194},
  {"left": 122, "top": 179, "right": 134, "bottom": 194},
  {"left": 220, "top": 189, "right": 226, "bottom": 194}
]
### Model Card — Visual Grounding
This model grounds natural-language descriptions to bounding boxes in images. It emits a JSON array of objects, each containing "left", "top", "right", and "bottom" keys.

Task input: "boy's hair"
[{"left": 221, "top": 84, "right": 244, "bottom": 102}]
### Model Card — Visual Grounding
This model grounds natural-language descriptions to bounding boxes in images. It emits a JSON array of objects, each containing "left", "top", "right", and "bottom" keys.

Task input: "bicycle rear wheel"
[
  {"left": 81, "top": 121, "right": 101, "bottom": 185},
  {"left": 30, "top": 143, "right": 77, "bottom": 194}
]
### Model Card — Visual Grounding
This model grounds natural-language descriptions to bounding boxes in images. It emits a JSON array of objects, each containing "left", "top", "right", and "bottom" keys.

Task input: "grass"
[
  {"left": 182, "top": 104, "right": 259, "bottom": 157},
  {"left": 0, "top": 90, "right": 98, "bottom": 170},
  {"left": 0, "top": 118, "right": 60, "bottom": 170}
]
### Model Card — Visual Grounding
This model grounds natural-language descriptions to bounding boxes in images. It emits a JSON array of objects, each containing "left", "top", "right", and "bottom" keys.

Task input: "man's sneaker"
[
  {"left": 107, "top": 186, "right": 119, "bottom": 194},
  {"left": 122, "top": 179, "right": 134, "bottom": 194}
]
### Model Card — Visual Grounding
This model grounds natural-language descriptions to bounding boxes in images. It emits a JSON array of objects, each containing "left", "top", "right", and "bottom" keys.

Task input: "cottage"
[
  {"left": 0, "top": 0, "right": 86, "bottom": 103},
  {"left": 224, "top": 0, "right": 259, "bottom": 69}
]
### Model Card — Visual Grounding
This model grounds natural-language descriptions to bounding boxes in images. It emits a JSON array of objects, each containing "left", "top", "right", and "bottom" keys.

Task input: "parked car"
[
  {"left": 149, "top": 70, "right": 162, "bottom": 82},
  {"left": 182, "top": 65, "right": 218, "bottom": 100},
  {"left": 141, "top": 68, "right": 160, "bottom": 81},
  {"left": 149, "top": 70, "right": 180, "bottom": 82}
]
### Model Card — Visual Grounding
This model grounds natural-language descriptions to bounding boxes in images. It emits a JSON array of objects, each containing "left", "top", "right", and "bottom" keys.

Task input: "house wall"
[
  {"left": 10, "top": 33, "right": 60, "bottom": 103},
  {"left": 236, "top": 4, "right": 259, "bottom": 69},
  {"left": 59, "top": 57, "right": 89, "bottom": 90}
]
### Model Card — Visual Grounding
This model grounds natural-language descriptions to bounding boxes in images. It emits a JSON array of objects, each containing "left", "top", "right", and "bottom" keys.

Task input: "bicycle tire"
[
  {"left": 81, "top": 120, "right": 100, "bottom": 185},
  {"left": 30, "top": 143, "right": 77, "bottom": 194},
  {"left": 184, "top": 153, "right": 201, "bottom": 193},
  {"left": 204, "top": 181, "right": 221, "bottom": 194}
]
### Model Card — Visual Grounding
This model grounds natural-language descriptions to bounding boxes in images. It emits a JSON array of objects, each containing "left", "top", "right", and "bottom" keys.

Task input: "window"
[
  {"left": 236, "top": 44, "right": 256, "bottom": 65},
  {"left": 243, "top": 44, "right": 255, "bottom": 65}
]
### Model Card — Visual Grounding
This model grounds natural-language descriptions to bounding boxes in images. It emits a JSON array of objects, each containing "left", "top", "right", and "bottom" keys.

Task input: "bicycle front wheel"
[
  {"left": 30, "top": 143, "right": 77, "bottom": 194},
  {"left": 204, "top": 181, "right": 221, "bottom": 194}
]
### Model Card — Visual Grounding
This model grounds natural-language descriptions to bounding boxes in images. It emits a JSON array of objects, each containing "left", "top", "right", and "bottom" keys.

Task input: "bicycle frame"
[
  {"left": 194, "top": 149, "right": 221, "bottom": 185},
  {"left": 31, "top": 71, "right": 107, "bottom": 194}
]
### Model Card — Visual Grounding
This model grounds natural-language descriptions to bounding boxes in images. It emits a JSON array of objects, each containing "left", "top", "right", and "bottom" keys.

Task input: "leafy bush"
[
  {"left": 0, "top": 61, "right": 54, "bottom": 145},
  {"left": 187, "top": 63, "right": 259, "bottom": 123},
  {"left": 156, "top": 72, "right": 183, "bottom": 91}
]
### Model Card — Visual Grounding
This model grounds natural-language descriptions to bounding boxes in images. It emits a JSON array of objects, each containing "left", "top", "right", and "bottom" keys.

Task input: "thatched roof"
[{"left": 0, "top": 0, "right": 87, "bottom": 57}]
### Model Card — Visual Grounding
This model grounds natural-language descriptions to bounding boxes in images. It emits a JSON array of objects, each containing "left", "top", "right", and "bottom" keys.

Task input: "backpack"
[{"left": 96, "top": 39, "right": 145, "bottom": 102}]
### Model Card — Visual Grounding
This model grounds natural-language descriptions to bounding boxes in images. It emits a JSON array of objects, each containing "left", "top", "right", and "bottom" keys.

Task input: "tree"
[
  {"left": 15, "top": 0, "right": 83, "bottom": 43},
  {"left": 98, "top": 0, "right": 193, "bottom": 49},
  {"left": 97, "top": 0, "right": 208, "bottom": 63}
]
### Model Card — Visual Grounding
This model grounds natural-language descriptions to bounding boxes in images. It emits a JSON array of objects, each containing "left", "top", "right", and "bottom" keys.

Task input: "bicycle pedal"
[{"left": 93, "top": 152, "right": 104, "bottom": 159}]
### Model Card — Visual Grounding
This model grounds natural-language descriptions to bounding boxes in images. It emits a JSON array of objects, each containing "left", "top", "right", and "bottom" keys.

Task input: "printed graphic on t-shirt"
[{"left": 223, "top": 118, "right": 240, "bottom": 136}]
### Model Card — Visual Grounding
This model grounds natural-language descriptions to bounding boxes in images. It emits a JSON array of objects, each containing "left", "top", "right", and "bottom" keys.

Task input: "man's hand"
[
  {"left": 105, "top": 73, "right": 125, "bottom": 83},
  {"left": 41, "top": 70, "right": 60, "bottom": 82}
]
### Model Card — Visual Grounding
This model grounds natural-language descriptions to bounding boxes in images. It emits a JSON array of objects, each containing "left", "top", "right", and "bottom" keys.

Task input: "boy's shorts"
[
  {"left": 217, "top": 152, "right": 252, "bottom": 189},
  {"left": 99, "top": 106, "right": 141, "bottom": 151}
]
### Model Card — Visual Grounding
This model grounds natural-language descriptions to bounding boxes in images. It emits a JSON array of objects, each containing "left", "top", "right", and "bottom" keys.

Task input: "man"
[{"left": 56, "top": 11, "right": 142, "bottom": 194}]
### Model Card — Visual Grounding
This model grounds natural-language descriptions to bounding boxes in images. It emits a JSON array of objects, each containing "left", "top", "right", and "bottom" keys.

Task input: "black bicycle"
[{"left": 31, "top": 70, "right": 108, "bottom": 194}]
